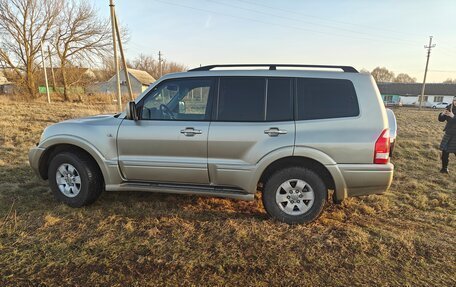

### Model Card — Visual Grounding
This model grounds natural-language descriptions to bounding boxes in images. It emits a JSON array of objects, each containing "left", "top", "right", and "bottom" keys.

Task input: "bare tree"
[
  {"left": 394, "top": 73, "right": 416, "bottom": 83},
  {"left": 162, "top": 60, "right": 188, "bottom": 77},
  {"left": 53, "top": 0, "right": 111, "bottom": 101},
  {"left": 131, "top": 54, "right": 187, "bottom": 80},
  {"left": 0, "top": 0, "right": 62, "bottom": 98},
  {"left": 443, "top": 78, "right": 456, "bottom": 84},
  {"left": 371, "top": 67, "right": 395, "bottom": 83},
  {"left": 129, "top": 54, "right": 156, "bottom": 75}
]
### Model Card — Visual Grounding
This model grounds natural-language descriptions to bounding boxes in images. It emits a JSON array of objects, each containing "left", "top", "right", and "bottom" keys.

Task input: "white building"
[{"left": 378, "top": 82, "right": 456, "bottom": 107}]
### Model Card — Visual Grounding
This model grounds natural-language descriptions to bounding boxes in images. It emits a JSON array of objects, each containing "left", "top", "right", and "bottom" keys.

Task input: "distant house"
[
  {"left": 378, "top": 82, "right": 456, "bottom": 107},
  {"left": 87, "top": 68, "right": 156, "bottom": 96},
  {"left": 0, "top": 72, "right": 14, "bottom": 94}
]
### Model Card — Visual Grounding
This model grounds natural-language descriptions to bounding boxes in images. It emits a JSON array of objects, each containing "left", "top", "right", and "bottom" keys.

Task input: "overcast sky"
[{"left": 92, "top": 0, "right": 456, "bottom": 82}]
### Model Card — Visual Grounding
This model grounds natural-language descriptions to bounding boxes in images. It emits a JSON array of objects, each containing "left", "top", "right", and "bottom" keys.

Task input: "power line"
[
  {"left": 233, "top": 0, "right": 424, "bottom": 38},
  {"left": 153, "top": 0, "right": 422, "bottom": 48},
  {"left": 212, "top": 0, "right": 422, "bottom": 45},
  {"left": 233, "top": 0, "right": 456, "bottom": 58},
  {"left": 429, "top": 69, "right": 456, "bottom": 73}
]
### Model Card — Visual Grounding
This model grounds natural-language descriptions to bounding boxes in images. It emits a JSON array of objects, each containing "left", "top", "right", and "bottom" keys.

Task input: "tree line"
[
  {"left": 361, "top": 67, "right": 417, "bottom": 83},
  {"left": 0, "top": 0, "right": 186, "bottom": 101},
  {"left": 363, "top": 67, "right": 456, "bottom": 84}
]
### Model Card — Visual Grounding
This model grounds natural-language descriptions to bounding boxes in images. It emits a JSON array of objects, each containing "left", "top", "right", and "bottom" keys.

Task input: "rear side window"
[
  {"left": 266, "top": 78, "right": 293, "bottom": 121},
  {"left": 218, "top": 78, "right": 265, "bottom": 121},
  {"left": 297, "top": 78, "right": 359, "bottom": 120}
]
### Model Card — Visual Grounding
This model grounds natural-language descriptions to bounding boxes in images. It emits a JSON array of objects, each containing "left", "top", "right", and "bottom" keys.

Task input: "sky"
[{"left": 92, "top": 0, "right": 456, "bottom": 82}]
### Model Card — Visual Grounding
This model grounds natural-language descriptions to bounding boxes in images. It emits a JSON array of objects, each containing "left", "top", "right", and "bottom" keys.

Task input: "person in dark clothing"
[{"left": 438, "top": 96, "right": 456, "bottom": 173}]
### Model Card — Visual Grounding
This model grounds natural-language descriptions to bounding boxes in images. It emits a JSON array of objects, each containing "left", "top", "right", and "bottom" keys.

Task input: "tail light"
[{"left": 374, "top": 129, "right": 390, "bottom": 164}]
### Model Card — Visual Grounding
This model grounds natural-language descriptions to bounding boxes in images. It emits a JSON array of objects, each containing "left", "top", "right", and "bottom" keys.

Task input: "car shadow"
[
  {"left": 1, "top": 165, "right": 267, "bottom": 222},
  {"left": 97, "top": 189, "right": 268, "bottom": 222}
]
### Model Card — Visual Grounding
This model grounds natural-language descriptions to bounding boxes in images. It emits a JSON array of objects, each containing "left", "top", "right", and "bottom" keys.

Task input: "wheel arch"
[
  {"left": 258, "top": 156, "right": 336, "bottom": 193},
  {"left": 38, "top": 143, "right": 107, "bottom": 186}
]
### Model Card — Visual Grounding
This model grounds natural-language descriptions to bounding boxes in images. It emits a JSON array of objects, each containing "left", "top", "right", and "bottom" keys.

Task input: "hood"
[
  {"left": 39, "top": 114, "right": 123, "bottom": 145},
  {"left": 60, "top": 114, "right": 117, "bottom": 124}
]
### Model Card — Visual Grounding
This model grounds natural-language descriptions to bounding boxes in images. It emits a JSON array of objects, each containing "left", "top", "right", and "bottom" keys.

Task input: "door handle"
[
  {"left": 180, "top": 127, "right": 202, "bottom": 136},
  {"left": 264, "top": 127, "right": 287, "bottom": 137}
]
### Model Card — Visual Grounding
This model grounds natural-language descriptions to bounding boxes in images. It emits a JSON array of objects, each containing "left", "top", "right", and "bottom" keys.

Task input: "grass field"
[{"left": 0, "top": 98, "right": 455, "bottom": 286}]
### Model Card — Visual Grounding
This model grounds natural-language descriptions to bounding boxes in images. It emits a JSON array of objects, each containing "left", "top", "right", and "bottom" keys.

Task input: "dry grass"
[{"left": 0, "top": 98, "right": 455, "bottom": 286}]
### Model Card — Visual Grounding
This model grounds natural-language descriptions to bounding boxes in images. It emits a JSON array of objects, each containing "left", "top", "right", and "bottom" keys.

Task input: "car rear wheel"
[
  {"left": 48, "top": 151, "right": 103, "bottom": 207},
  {"left": 262, "top": 167, "right": 327, "bottom": 224}
]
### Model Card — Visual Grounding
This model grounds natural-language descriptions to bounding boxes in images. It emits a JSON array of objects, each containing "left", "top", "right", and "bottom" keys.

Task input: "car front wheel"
[
  {"left": 48, "top": 151, "right": 103, "bottom": 207},
  {"left": 262, "top": 167, "right": 327, "bottom": 224}
]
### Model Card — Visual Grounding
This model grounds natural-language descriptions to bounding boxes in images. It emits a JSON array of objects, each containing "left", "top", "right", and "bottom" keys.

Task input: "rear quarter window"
[{"left": 297, "top": 78, "right": 359, "bottom": 120}]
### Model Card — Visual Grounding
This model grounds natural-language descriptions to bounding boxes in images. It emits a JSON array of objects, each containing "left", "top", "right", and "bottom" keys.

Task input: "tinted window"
[
  {"left": 218, "top": 78, "right": 265, "bottom": 121},
  {"left": 297, "top": 78, "right": 359, "bottom": 120},
  {"left": 267, "top": 78, "right": 293, "bottom": 121}
]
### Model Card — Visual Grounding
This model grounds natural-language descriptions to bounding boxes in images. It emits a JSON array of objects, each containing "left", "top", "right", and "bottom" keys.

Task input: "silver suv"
[{"left": 29, "top": 64, "right": 394, "bottom": 224}]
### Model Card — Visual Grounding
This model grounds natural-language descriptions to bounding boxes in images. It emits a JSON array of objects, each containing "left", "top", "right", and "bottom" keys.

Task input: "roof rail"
[{"left": 188, "top": 64, "right": 358, "bottom": 73}]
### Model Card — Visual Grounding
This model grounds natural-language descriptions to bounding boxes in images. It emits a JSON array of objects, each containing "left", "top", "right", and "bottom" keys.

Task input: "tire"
[
  {"left": 262, "top": 167, "right": 327, "bottom": 224},
  {"left": 48, "top": 151, "right": 103, "bottom": 207}
]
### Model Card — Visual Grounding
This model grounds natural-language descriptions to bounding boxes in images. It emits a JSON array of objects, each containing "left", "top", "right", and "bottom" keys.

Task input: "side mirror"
[{"left": 126, "top": 101, "right": 138, "bottom": 121}]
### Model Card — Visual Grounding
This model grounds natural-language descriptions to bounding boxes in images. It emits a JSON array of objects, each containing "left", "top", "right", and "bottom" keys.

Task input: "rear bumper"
[
  {"left": 28, "top": 147, "right": 46, "bottom": 178},
  {"left": 338, "top": 163, "right": 394, "bottom": 197}
]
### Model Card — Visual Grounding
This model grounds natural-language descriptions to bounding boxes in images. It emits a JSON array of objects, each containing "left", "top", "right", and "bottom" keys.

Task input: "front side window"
[
  {"left": 140, "top": 78, "right": 214, "bottom": 121},
  {"left": 297, "top": 78, "right": 359, "bottom": 120}
]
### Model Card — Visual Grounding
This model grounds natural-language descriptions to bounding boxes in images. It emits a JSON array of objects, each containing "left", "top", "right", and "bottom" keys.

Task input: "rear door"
[
  {"left": 294, "top": 77, "right": 366, "bottom": 163},
  {"left": 207, "top": 77, "right": 295, "bottom": 187}
]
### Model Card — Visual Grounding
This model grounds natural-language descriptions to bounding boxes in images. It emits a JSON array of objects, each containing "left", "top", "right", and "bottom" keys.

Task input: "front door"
[{"left": 117, "top": 77, "right": 215, "bottom": 184}]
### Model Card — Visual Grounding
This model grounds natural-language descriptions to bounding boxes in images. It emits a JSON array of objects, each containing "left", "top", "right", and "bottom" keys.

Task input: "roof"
[
  {"left": 0, "top": 74, "right": 11, "bottom": 85},
  {"left": 190, "top": 64, "right": 358, "bottom": 73},
  {"left": 44, "top": 67, "right": 95, "bottom": 78},
  {"left": 160, "top": 69, "right": 369, "bottom": 82},
  {"left": 126, "top": 68, "right": 155, "bottom": 85},
  {"left": 378, "top": 82, "right": 456, "bottom": 96},
  {"left": 0, "top": 71, "right": 6, "bottom": 84}
]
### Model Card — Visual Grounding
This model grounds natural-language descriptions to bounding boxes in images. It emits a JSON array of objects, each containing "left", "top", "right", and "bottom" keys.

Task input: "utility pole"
[
  {"left": 114, "top": 12, "right": 133, "bottom": 101},
  {"left": 47, "top": 45, "right": 57, "bottom": 95},
  {"left": 419, "top": 36, "right": 436, "bottom": 110},
  {"left": 158, "top": 51, "right": 163, "bottom": 78},
  {"left": 109, "top": 0, "right": 122, "bottom": 112},
  {"left": 40, "top": 40, "right": 51, "bottom": 104}
]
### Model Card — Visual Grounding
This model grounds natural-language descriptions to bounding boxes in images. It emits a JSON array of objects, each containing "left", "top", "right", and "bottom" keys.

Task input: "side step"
[{"left": 106, "top": 182, "right": 255, "bottom": 201}]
